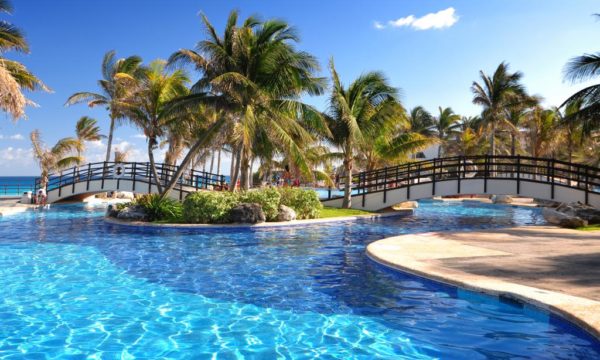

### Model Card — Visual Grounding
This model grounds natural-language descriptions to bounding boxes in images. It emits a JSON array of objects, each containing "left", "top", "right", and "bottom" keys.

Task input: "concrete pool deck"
[{"left": 367, "top": 226, "right": 600, "bottom": 339}]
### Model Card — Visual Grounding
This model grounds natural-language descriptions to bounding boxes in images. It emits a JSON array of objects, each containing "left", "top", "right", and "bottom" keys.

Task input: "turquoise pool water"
[{"left": 0, "top": 201, "right": 598, "bottom": 358}]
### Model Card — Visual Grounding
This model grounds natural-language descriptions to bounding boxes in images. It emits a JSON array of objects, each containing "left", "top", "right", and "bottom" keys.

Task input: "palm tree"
[
  {"left": 407, "top": 106, "right": 436, "bottom": 137},
  {"left": 524, "top": 107, "right": 561, "bottom": 158},
  {"left": 433, "top": 106, "right": 461, "bottom": 157},
  {"left": 122, "top": 60, "right": 190, "bottom": 193},
  {"left": 66, "top": 51, "right": 143, "bottom": 162},
  {"left": 327, "top": 59, "right": 402, "bottom": 208},
  {"left": 472, "top": 62, "right": 529, "bottom": 155},
  {"left": 30, "top": 130, "right": 81, "bottom": 189},
  {"left": 555, "top": 101, "right": 583, "bottom": 164},
  {"left": 562, "top": 50, "right": 600, "bottom": 137},
  {"left": 162, "top": 10, "right": 325, "bottom": 196},
  {"left": 448, "top": 116, "right": 488, "bottom": 156},
  {"left": 74, "top": 116, "right": 103, "bottom": 162},
  {"left": 0, "top": 0, "right": 47, "bottom": 120}
]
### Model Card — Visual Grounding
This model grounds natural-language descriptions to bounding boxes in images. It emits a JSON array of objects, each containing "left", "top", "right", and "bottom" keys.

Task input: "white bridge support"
[{"left": 321, "top": 156, "right": 600, "bottom": 211}]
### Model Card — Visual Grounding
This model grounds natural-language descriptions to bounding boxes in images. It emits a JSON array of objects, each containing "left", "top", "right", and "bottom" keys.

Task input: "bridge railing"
[
  {"left": 328, "top": 155, "right": 600, "bottom": 205},
  {"left": 35, "top": 162, "right": 226, "bottom": 199},
  {"left": 0, "top": 182, "right": 35, "bottom": 197}
]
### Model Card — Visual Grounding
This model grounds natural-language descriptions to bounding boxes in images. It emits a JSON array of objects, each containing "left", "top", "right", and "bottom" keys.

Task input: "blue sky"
[{"left": 1, "top": 0, "right": 598, "bottom": 175}]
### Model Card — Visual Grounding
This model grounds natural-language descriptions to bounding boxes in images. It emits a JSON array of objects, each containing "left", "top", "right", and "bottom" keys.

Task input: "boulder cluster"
[{"left": 541, "top": 202, "right": 600, "bottom": 228}]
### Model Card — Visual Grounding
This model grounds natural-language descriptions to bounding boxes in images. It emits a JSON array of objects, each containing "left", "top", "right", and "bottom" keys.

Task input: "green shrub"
[
  {"left": 183, "top": 191, "right": 239, "bottom": 224},
  {"left": 278, "top": 188, "right": 322, "bottom": 219},
  {"left": 133, "top": 194, "right": 183, "bottom": 222},
  {"left": 239, "top": 188, "right": 281, "bottom": 221}
]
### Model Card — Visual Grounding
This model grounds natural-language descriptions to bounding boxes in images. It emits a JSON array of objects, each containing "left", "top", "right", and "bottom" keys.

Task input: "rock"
[
  {"left": 556, "top": 202, "right": 600, "bottom": 225},
  {"left": 397, "top": 201, "right": 419, "bottom": 209},
  {"left": 277, "top": 205, "right": 297, "bottom": 222},
  {"left": 492, "top": 195, "right": 513, "bottom": 204},
  {"left": 230, "top": 203, "right": 266, "bottom": 224},
  {"left": 535, "top": 199, "right": 560, "bottom": 208},
  {"left": 116, "top": 205, "right": 148, "bottom": 221},
  {"left": 115, "top": 191, "right": 135, "bottom": 200},
  {"left": 542, "top": 207, "right": 587, "bottom": 228},
  {"left": 106, "top": 204, "right": 120, "bottom": 218}
]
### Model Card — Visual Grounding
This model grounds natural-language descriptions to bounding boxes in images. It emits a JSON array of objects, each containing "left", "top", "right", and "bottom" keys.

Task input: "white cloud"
[
  {"left": 0, "top": 147, "right": 33, "bottom": 165},
  {"left": 376, "top": 7, "right": 459, "bottom": 31},
  {"left": 131, "top": 134, "right": 147, "bottom": 139},
  {"left": 374, "top": 21, "right": 385, "bottom": 30},
  {"left": 0, "top": 133, "right": 25, "bottom": 140}
]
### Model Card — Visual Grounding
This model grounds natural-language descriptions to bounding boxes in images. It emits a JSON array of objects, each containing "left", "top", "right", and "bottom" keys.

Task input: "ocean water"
[
  {"left": 0, "top": 176, "right": 36, "bottom": 196},
  {"left": 0, "top": 201, "right": 598, "bottom": 358}
]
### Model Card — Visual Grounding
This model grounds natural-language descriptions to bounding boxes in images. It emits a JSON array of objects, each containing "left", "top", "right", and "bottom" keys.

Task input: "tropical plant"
[
  {"left": 163, "top": 10, "right": 326, "bottom": 197},
  {"left": 66, "top": 51, "right": 143, "bottom": 162},
  {"left": 183, "top": 191, "right": 239, "bottom": 223},
  {"left": 278, "top": 187, "right": 322, "bottom": 219},
  {"left": 556, "top": 101, "right": 583, "bottom": 163},
  {"left": 74, "top": 116, "right": 103, "bottom": 161},
  {"left": 133, "top": 194, "right": 183, "bottom": 222},
  {"left": 30, "top": 130, "right": 82, "bottom": 188},
  {"left": 326, "top": 59, "right": 402, "bottom": 208},
  {"left": 562, "top": 49, "right": 600, "bottom": 136},
  {"left": 121, "top": 60, "right": 190, "bottom": 193},
  {"left": 239, "top": 187, "right": 281, "bottom": 221},
  {"left": 0, "top": 0, "right": 47, "bottom": 120},
  {"left": 524, "top": 107, "right": 561, "bottom": 158},
  {"left": 433, "top": 106, "right": 461, "bottom": 157},
  {"left": 407, "top": 106, "right": 436, "bottom": 137},
  {"left": 471, "top": 62, "right": 530, "bottom": 155}
]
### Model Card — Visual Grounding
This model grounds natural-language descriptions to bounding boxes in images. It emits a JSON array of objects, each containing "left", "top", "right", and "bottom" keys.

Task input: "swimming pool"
[{"left": 0, "top": 201, "right": 598, "bottom": 358}]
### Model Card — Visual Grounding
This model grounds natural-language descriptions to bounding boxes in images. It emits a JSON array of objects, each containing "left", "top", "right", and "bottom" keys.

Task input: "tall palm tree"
[
  {"left": 562, "top": 49, "right": 600, "bottom": 136},
  {"left": 524, "top": 107, "right": 561, "bottom": 158},
  {"left": 433, "top": 106, "right": 461, "bottom": 157},
  {"left": 407, "top": 106, "right": 436, "bottom": 137},
  {"left": 122, "top": 60, "right": 190, "bottom": 193},
  {"left": 472, "top": 62, "right": 529, "bottom": 155},
  {"left": 74, "top": 116, "right": 103, "bottom": 162},
  {"left": 327, "top": 59, "right": 402, "bottom": 208},
  {"left": 163, "top": 10, "right": 325, "bottom": 195},
  {"left": 30, "top": 130, "right": 81, "bottom": 189},
  {"left": 66, "top": 51, "right": 143, "bottom": 162},
  {"left": 556, "top": 101, "right": 583, "bottom": 163},
  {"left": 0, "top": 0, "right": 47, "bottom": 120}
]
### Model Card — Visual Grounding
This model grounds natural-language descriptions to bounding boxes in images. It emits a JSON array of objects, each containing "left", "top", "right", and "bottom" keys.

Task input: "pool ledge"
[
  {"left": 104, "top": 208, "right": 413, "bottom": 229},
  {"left": 367, "top": 228, "right": 600, "bottom": 340}
]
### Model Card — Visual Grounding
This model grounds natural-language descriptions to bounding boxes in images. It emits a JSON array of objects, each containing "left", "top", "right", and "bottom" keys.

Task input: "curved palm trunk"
[
  {"left": 159, "top": 118, "right": 226, "bottom": 200},
  {"left": 490, "top": 121, "right": 496, "bottom": 156},
  {"left": 147, "top": 139, "right": 163, "bottom": 194},
  {"left": 105, "top": 114, "right": 116, "bottom": 162}
]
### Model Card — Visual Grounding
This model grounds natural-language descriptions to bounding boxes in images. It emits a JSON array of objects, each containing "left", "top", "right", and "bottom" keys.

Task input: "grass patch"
[
  {"left": 319, "top": 207, "right": 375, "bottom": 218},
  {"left": 576, "top": 224, "right": 600, "bottom": 231}
]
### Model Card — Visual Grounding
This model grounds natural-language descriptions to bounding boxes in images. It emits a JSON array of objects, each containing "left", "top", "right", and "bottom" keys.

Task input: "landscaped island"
[{"left": 107, "top": 188, "right": 340, "bottom": 224}]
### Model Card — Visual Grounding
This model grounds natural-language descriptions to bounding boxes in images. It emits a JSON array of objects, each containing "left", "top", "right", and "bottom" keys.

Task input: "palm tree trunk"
[
  {"left": 342, "top": 143, "right": 353, "bottom": 209},
  {"left": 249, "top": 157, "right": 255, "bottom": 188},
  {"left": 230, "top": 146, "right": 242, "bottom": 191},
  {"left": 240, "top": 148, "right": 251, "bottom": 190},
  {"left": 511, "top": 133, "right": 516, "bottom": 156},
  {"left": 216, "top": 148, "right": 222, "bottom": 174},
  {"left": 147, "top": 139, "right": 163, "bottom": 194},
  {"left": 105, "top": 114, "right": 116, "bottom": 162},
  {"left": 490, "top": 121, "right": 496, "bottom": 156},
  {"left": 209, "top": 151, "right": 215, "bottom": 174},
  {"left": 159, "top": 117, "right": 226, "bottom": 200},
  {"left": 343, "top": 157, "right": 353, "bottom": 209}
]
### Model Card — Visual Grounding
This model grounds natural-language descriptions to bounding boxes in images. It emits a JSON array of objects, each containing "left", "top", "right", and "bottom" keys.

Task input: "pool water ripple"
[{"left": 0, "top": 201, "right": 598, "bottom": 358}]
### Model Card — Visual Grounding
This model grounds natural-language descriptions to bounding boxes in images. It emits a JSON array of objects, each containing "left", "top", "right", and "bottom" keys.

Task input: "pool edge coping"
[
  {"left": 366, "top": 232, "right": 600, "bottom": 341},
  {"left": 103, "top": 208, "right": 414, "bottom": 229}
]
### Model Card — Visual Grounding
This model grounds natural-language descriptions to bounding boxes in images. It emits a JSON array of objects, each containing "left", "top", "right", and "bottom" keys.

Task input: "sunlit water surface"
[{"left": 0, "top": 200, "right": 598, "bottom": 359}]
